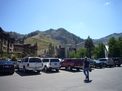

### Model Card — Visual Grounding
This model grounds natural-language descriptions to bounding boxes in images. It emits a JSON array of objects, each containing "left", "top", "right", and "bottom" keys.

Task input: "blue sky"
[{"left": 0, "top": 0, "right": 122, "bottom": 39}]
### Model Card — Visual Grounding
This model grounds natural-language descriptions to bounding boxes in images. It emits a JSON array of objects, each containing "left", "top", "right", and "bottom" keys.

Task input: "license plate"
[{"left": 4, "top": 66, "right": 10, "bottom": 68}]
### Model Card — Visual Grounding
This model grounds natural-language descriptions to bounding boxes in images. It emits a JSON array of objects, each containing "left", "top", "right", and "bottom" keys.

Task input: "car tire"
[
  {"left": 37, "top": 70, "right": 41, "bottom": 73},
  {"left": 118, "top": 64, "right": 120, "bottom": 67},
  {"left": 105, "top": 64, "right": 107, "bottom": 67},
  {"left": 44, "top": 66, "right": 48, "bottom": 71},
  {"left": 76, "top": 68, "right": 80, "bottom": 71},
  {"left": 23, "top": 67, "right": 27, "bottom": 73},
  {"left": 9, "top": 71, "right": 14, "bottom": 75},
  {"left": 67, "top": 65, "right": 72, "bottom": 71},
  {"left": 56, "top": 69, "right": 59, "bottom": 72},
  {"left": 18, "top": 66, "right": 20, "bottom": 71}
]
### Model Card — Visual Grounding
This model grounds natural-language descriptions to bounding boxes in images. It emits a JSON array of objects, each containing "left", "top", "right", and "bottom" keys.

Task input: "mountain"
[
  {"left": 93, "top": 33, "right": 122, "bottom": 45},
  {"left": 7, "top": 28, "right": 84, "bottom": 54},
  {"left": 7, "top": 28, "right": 122, "bottom": 54},
  {"left": 41, "top": 28, "right": 84, "bottom": 44}
]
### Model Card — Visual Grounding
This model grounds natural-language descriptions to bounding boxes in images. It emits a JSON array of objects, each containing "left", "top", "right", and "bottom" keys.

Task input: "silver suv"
[
  {"left": 98, "top": 58, "right": 114, "bottom": 67},
  {"left": 42, "top": 58, "right": 61, "bottom": 71},
  {"left": 18, "top": 57, "right": 43, "bottom": 73}
]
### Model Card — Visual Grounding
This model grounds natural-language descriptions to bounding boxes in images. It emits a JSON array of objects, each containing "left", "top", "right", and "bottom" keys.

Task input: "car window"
[
  {"left": 99, "top": 59, "right": 107, "bottom": 61},
  {"left": 29, "top": 58, "right": 42, "bottom": 62},
  {"left": 50, "top": 59, "right": 59, "bottom": 62},
  {"left": 66, "top": 60, "right": 72, "bottom": 62},
  {"left": 74, "top": 59, "right": 83, "bottom": 62},
  {"left": 0, "top": 61, "right": 13, "bottom": 65},
  {"left": 43, "top": 59, "right": 49, "bottom": 62},
  {"left": 25, "top": 58, "right": 28, "bottom": 62},
  {"left": 108, "top": 59, "right": 113, "bottom": 61}
]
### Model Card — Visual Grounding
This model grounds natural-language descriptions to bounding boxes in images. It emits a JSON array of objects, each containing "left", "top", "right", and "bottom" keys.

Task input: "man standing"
[{"left": 83, "top": 57, "right": 90, "bottom": 81}]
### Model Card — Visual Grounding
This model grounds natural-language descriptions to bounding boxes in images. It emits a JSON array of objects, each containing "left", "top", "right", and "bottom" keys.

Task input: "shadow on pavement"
[
  {"left": 15, "top": 70, "right": 41, "bottom": 76},
  {"left": 60, "top": 68, "right": 83, "bottom": 73},
  {"left": 0, "top": 73, "right": 14, "bottom": 76},
  {"left": 41, "top": 70, "right": 60, "bottom": 74}
]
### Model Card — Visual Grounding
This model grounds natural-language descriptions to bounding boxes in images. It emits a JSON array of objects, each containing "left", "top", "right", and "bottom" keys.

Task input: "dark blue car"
[
  {"left": 93, "top": 60, "right": 103, "bottom": 68},
  {"left": 0, "top": 59, "right": 15, "bottom": 75}
]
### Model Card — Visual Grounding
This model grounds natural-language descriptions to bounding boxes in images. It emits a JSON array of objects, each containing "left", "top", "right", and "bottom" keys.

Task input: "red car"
[{"left": 60, "top": 58, "right": 83, "bottom": 71}]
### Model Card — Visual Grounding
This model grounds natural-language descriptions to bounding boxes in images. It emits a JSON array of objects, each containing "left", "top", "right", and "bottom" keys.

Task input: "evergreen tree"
[
  {"left": 117, "top": 37, "right": 122, "bottom": 58},
  {"left": 48, "top": 43, "right": 54, "bottom": 56},
  {"left": 84, "top": 36, "right": 95, "bottom": 58}
]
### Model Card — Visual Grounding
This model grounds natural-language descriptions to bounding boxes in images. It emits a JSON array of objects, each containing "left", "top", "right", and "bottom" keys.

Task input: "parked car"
[
  {"left": 0, "top": 58, "right": 15, "bottom": 75},
  {"left": 42, "top": 58, "right": 61, "bottom": 71},
  {"left": 16, "top": 60, "right": 22, "bottom": 69},
  {"left": 112, "top": 57, "right": 122, "bottom": 67},
  {"left": 10, "top": 59, "right": 18, "bottom": 68},
  {"left": 17, "top": 57, "right": 43, "bottom": 73},
  {"left": 88, "top": 58, "right": 94, "bottom": 68},
  {"left": 60, "top": 58, "right": 83, "bottom": 71},
  {"left": 98, "top": 58, "right": 114, "bottom": 67},
  {"left": 93, "top": 60, "right": 103, "bottom": 68}
]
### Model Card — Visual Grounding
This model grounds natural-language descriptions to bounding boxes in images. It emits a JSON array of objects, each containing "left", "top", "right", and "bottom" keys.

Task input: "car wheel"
[
  {"left": 56, "top": 69, "right": 59, "bottom": 72},
  {"left": 104, "top": 64, "right": 107, "bottom": 67},
  {"left": 118, "top": 64, "right": 120, "bottom": 67},
  {"left": 76, "top": 68, "right": 80, "bottom": 71},
  {"left": 37, "top": 70, "right": 41, "bottom": 73},
  {"left": 44, "top": 66, "right": 48, "bottom": 71},
  {"left": 67, "top": 66, "right": 72, "bottom": 71},
  {"left": 100, "top": 66, "right": 102, "bottom": 68},
  {"left": 23, "top": 67, "right": 27, "bottom": 73},
  {"left": 94, "top": 65, "right": 96, "bottom": 68},
  {"left": 18, "top": 66, "right": 20, "bottom": 71},
  {"left": 9, "top": 71, "right": 14, "bottom": 75}
]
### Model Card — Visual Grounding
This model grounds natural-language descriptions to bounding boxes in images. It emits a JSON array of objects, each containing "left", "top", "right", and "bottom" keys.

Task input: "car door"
[{"left": 108, "top": 58, "right": 114, "bottom": 65}]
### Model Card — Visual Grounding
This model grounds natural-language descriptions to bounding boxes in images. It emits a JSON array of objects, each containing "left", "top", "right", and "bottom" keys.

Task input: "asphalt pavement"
[{"left": 0, "top": 66, "right": 122, "bottom": 91}]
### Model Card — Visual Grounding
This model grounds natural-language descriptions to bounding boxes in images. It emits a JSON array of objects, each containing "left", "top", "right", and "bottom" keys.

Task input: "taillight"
[
  {"left": 27, "top": 63, "right": 29, "bottom": 67},
  {"left": 49, "top": 63, "right": 51, "bottom": 65},
  {"left": 42, "top": 63, "right": 43, "bottom": 66},
  {"left": 108, "top": 61, "right": 110, "bottom": 63}
]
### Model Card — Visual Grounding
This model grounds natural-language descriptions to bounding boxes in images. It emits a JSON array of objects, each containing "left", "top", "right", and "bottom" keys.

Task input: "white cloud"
[
  {"left": 104, "top": 2, "right": 111, "bottom": 5},
  {"left": 79, "top": 22, "right": 84, "bottom": 24}
]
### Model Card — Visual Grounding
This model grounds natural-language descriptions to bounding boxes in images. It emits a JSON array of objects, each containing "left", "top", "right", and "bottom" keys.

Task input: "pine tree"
[{"left": 84, "top": 36, "right": 95, "bottom": 58}]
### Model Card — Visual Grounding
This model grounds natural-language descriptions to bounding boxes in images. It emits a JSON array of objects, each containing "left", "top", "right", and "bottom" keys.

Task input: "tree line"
[{"left": 69, "top": 36, "right": 122, "bottom": 59}]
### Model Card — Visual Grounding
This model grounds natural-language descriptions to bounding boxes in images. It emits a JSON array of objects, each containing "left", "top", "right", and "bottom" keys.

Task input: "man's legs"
[{"left": 83, "top": 68, "right": 89, "bottom": 80}]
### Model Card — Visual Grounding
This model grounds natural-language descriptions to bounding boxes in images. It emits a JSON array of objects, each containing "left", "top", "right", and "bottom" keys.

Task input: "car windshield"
[
  {"left": 0, "top": 61, "right": 13, "bottom": 65},
  {"left": 99, "top": 59, "right": 107, "bottom": 61},
  {"left": 29, "top": 58, "right": 42, "bottom": 62},
  {"left": 73, "top": 59, "right": 83, "bottom": 62},
  {"left": 112, "top": 59, "right": 118, "bottom": 61},
  {"left": 50, "top": 59, "right": 59, "bottom": 62}
]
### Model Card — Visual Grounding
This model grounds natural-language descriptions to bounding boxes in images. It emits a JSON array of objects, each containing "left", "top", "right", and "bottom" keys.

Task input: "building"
[
  {"left": 55, "top": 42, "right": 85, "bottom": 58},
  {"left": 0, "top": 27, "right": 15, "bottom": 57},
  {"left": 14, "top": 43, "right": 38, "bottom": 58},
  {"left": 0, "top": 27, "right": 38, "bottom": 58}
]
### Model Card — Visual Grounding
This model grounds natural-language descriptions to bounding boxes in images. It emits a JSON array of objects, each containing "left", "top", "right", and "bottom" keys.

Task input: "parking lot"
[{"left": 0, "top": 66, "right": 122, "bottom": 91}]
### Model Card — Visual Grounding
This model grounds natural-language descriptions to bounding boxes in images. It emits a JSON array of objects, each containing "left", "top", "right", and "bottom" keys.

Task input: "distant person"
[{"left": 83, "top": 57, "right": 90, "bottom": 81}]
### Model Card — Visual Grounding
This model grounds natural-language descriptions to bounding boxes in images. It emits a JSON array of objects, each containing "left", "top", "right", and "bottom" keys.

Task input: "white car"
[
  {"left": 42, "top": 58, "right": 61, "bottom": 72},
  {"left": 98, "top": 58, "right": 114, "bottom": 67},
  {"left": 17, "top": 57, "right": 43, "bottom": 73}
]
